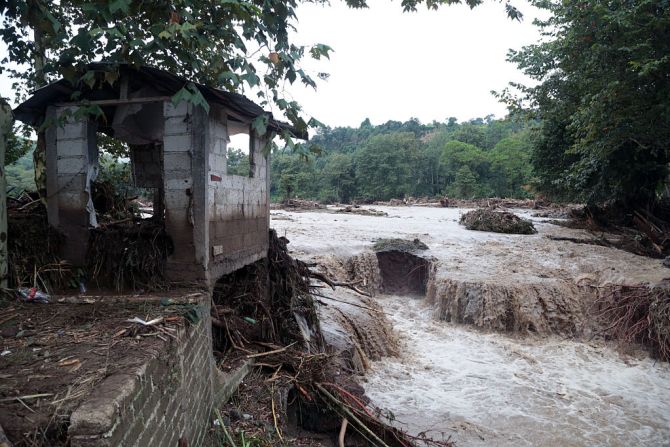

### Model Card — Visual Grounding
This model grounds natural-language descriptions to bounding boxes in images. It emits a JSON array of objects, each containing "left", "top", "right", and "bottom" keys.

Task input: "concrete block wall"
[
  {"left": 208, "top": 121, "right": 269, "bottom": 280},
  {"left": 68, "top": 296, "right": 216, "bottom": 447},
  {"left": 46, "top": 106, "right": 98, "bottom": 264},
  {"left": 160, "top": 101, "right": 270, "bottom": 284},
  {"left": 162, "top": 101, "right": 206, "bottom": 283}
]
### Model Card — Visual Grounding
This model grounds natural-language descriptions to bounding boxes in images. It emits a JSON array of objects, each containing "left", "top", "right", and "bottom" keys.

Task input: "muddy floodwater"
[{"left": 272, "top": 206, "right": 670, "bottom": 447}]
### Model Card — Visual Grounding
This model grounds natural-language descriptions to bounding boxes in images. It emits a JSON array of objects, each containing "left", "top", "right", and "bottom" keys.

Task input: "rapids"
[{"left": 272, "top": 205, "right": 670, "bottom": 446}]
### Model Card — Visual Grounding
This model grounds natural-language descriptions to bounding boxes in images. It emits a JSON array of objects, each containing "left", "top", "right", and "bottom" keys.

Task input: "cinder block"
[
  {"left": 56, "top": 173, "right": 87, "bottom": 192},
  {"left": 164, "top": 152, "right": 191, "bottom": 170},
  {"left": 56, "top": 121, "right": 88, "bottom": 141},
  {"left": 164, "top": 133, "right": 192, "bottom": 152},
  {"left": 57, "top": 155, "right": 88, "bottom": 175},
  {"left": 57, "top": 138, "right": 89, "bottom": 157},
  {"left": 164, "top": 100, "right": 190, "bottom": 118},
  {"left": 164, "top": 115, "right": 190, "bottom": 135},
  {"left": 166, "top": 178, "right": 192, "bottom": 189}
]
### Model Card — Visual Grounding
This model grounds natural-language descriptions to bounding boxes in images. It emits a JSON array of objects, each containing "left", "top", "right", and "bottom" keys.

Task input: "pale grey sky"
[
  {"left": 0, "top": 0, "right": 544, "bottom": 129},
  {"left": 285, "top": 0, "right": 544, "bottom": 127}
]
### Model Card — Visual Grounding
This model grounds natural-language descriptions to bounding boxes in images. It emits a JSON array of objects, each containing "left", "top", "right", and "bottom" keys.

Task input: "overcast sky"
[
  {"left": 286, "top": 0, "right": 544, "bottom": 128},
  {"left": 0, "top": 0, "right": 543, "bottom": 129}
]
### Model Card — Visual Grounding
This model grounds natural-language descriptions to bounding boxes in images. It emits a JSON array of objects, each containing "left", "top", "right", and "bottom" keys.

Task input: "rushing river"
[
  {"left": 362, "top": 294, "right": 670, "bottom": 447},
  {"left": 272, "top": 206, "right": 670, "bottom": 446}
]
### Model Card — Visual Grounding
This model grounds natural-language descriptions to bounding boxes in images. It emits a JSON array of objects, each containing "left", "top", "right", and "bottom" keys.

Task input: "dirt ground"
[{"left": 0, "top": 291, "right": 200, "bottom": 446}]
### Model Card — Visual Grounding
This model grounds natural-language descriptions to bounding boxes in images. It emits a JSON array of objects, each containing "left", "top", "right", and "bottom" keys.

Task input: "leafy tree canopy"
[
  {"left": 271, "top": 115, "right": 534, "bottom": 202},
  {"left": 500, "top": 0, "right": 670, "bottom": 208}
]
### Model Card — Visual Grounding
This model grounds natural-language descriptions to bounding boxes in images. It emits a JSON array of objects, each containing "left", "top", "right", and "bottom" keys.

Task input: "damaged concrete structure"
[{"left": 14, "top": 64, "right": 304, "bottom": 286}]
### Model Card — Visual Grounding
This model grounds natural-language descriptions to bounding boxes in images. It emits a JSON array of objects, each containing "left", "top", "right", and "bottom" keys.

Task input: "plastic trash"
[{"left": 16, "top": 287, "right": 50, "bottom": 304}]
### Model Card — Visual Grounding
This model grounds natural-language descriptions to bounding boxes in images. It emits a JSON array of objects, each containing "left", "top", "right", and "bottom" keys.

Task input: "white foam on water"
[
  {"left": 271, "top": 206, "right": 670, "bottom": 446},
  {"left": 362, "top": 295, "right": 670, "bottom": 447}
]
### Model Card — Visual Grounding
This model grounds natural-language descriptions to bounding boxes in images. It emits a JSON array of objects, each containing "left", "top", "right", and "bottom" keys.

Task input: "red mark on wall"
[{"left": 210, "top": 174, "right": 222, "bottom": 182}]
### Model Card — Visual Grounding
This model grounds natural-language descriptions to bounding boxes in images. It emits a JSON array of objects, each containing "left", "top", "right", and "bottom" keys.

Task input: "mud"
[
  {"left": 426, "top": 277, "right": 593, "bottom": 335},
  {"left": 313, "top": 253, "right": 383, "bottom": 296}
]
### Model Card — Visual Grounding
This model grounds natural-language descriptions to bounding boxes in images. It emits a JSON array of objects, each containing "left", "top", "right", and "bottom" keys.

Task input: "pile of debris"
[
  {"left": 596, "top": 284, "right": 670, "bottom": 361},
  {"left": 374, "top": 197, "right": 438, "bottom": 207},
  {"left": 442, "top": 197, "right": 562, "bottom": 210},
  {"left": 336, "top": 205, "right": 388, "bottom": 217},
  {"left": 86, "top": 220, "right": 173, "bottom": 291},
  {"left": 548, "top": 203, "right": 670, "bottom": 259},
  {"left": 372, "top": 238, "right": 429, "bottom": 253},
  {"left": 460, "top": 209, "right": 537, "bottom": 235},
  {"left": 6, "top": 189, "right": 172, "bottom": 293},
  {"left": 275, "top": 199, "right": 324, "bottom": 210},
  {"left": 211, "top": 231, "right": 451, "bottom": 447},
  {"left": 6, "top": 196, "right": 71, "bottom": 291}
]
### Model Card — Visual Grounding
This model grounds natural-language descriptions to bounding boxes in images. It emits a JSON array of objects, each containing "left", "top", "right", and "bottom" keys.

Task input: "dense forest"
[{"left": 270, "top": 116, "right": 534, "bottom": 203}]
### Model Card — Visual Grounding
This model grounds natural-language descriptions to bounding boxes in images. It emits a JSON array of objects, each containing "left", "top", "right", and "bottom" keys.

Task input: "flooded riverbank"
[{"left": 271, "top": 205, "right": 670, "bottom": 446}]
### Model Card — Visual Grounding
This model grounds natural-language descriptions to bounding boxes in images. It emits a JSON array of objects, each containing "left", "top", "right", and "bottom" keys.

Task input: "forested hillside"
[
  {"left": 270, "top": 116, "right": 534, "bottom": 203},
  {"left": 5, "top": 149, "right": 35, "bottom": 196}
]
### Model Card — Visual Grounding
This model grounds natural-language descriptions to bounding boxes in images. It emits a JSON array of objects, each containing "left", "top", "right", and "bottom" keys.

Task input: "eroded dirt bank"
[{"left": 272, "top": 206, "right": 670, "bottom": 446}]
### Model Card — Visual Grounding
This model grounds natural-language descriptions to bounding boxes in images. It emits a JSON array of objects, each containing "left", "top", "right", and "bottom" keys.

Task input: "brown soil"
[
  {"left": 0, "top": 291, "right": 199, "bottom": 446},
  {"left": 376, "top": 251, "right": 431, "bottom": 296},
  {"left": 427, "top": 277, "right": 591, "bottom": 335}
]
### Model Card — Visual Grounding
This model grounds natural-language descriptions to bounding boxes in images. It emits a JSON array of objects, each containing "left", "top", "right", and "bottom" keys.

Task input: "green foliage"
[
  {"left": 355, "top": 132, "right": 418, "bottom": 201},
  {"left": 449, "top": 165, "right": 479, "bottom": 198},
  {"left": 322, "top": 153, "right": 356, "bottom": 203},
  {"left": 270, "top": 116, "right": 535, "bottom": 202},
  {"left": 226, "top": 147, "right": 251, "bottom": 177},
  {"left": 501, "top": 0, "right": 670, "bottom": 207},
  {"left": 5, "top": 148, "right": 36, "bottom": 195},
  {"left": 6, "top": 125, "right": 33, "bottom": 165},
  {"left": 96, "top": 152, "right": 149, "bottom": 200}
]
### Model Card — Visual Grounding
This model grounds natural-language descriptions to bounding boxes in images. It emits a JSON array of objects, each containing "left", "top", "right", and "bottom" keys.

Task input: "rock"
[{"left": 663, "top": 257, "right": 670, "bottom": 268}]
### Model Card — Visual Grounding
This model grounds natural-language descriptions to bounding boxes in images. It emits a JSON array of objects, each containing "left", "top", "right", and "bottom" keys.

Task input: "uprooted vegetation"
[
  {"left": 211, "top": 231, "right": 452, "bottom": 446},
  {"left": 595, "top": 284, "right": 670, "bottom": 361},
  {"left": 548, "top": 203, "right": 670, "bottom": 259},
  {"left": 6, "top": 191, "right": 172, "bottom": 293},
  {"left": 372, "top": 238, "right": 429, "bottom": 253},
  {"left": 336, "top": 205, "right": 388, "bottom": 217},
  {"left": 7, "top": 199, "right": 69, "bottom": 291},
  {"left": 460, "top": 208, "right": 537, "bottom": 234}
]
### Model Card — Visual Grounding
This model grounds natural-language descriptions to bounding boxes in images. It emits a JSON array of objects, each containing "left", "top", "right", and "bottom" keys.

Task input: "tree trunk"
[
  {"left": 0, "top": 99, "right": 13, "bottom": 289},
  {"left": 30, "top": 2, "right": 49, "bottom": 203}
]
